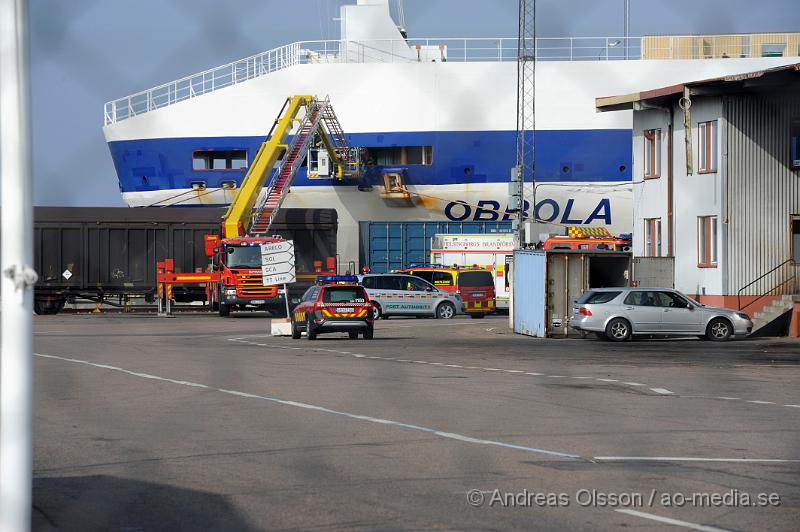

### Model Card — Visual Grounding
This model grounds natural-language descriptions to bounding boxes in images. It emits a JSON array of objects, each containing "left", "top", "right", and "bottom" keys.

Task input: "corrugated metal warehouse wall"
[{"left": 725, "top": 93, "right": 800, "bottom": 296}]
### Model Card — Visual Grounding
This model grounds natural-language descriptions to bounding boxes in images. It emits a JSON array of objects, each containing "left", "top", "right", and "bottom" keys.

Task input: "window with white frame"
[
  {"left": 698, "top": 216, "right": 718, "bottom": 267},
  {"left": 643, "top": 129, "right": 661, "bottom": 178},
  {"left": 698, "top": 121, "right": 717, "bottom": 173},
  {"left": 644, "top": 218, "right": 662, "bottom": 257}
]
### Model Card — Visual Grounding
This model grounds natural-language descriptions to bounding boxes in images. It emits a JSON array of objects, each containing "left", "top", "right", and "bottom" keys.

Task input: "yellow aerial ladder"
[
  {"left": 158, "top": 96, "right": 361, "bottom": 318},
  {"left": 222, "top": 95, "right": 362, "bottom": 238}
]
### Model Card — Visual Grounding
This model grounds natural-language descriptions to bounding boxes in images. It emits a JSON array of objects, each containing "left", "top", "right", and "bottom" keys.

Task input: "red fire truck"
[{"left": 157, "top": 95, "right": 361, "bottom": 316}]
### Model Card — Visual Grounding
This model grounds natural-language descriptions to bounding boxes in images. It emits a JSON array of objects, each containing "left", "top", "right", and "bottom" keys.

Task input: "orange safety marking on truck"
[{"left": 173, "top": 274, "right": 216, "bottom": 282}]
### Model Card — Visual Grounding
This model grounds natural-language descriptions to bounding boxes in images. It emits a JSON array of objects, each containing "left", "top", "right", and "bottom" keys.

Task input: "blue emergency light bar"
[{"left": 316, "top": 275, "right": 359, "bottom": 284}]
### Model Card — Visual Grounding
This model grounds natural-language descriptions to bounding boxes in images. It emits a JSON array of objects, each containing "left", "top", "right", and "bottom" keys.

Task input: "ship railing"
[
  {"left": 103, "top": 41, "right": 302, "bottom": 125},
  {"left": 104, "top": 33, "right": 798, "bottom": 125}
]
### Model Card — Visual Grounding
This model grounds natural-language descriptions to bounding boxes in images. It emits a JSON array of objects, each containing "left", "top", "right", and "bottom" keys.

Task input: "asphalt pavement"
[{"left": 30, "top": 313, "right": 800, "bottom": 531}]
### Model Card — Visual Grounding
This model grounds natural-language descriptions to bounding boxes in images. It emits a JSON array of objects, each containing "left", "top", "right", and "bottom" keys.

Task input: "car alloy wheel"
[
  {"left": 707, "top": 318, "right": 731, "bottom": 341},
  {"left": 437, "top": 302, "right": 455, "bottom": 319},
  {"left": 605, "top": 318, "right": 631, "bottom": 342}
]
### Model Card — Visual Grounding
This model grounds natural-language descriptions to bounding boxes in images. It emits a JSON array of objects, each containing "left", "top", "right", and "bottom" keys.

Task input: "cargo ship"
[{"left": 102, "top": 0, "right": 799, "bottom": 267}]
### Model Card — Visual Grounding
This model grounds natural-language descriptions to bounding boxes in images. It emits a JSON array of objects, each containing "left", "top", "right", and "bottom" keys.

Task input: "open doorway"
[{"left": 588, "top": 255, "right": 630, "bottom": 288}]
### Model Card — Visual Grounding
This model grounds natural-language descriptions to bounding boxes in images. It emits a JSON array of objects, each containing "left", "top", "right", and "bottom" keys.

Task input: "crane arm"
[{"left": 222, "top": 95, "right": 314, "bottom": 238}]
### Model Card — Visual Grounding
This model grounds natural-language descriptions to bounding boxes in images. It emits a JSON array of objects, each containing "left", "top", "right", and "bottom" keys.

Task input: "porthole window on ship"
[
  {"left": 192, "top": 149, "right": 248, "bottom": 171},
  {"left": 364, "top": 146, "right": 432, "bottom": 166}
]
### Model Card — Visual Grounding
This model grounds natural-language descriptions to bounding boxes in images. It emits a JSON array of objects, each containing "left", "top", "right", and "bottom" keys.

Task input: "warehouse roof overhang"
[{"left": 595, "top": 62, "right": 800, "bottom": 112}]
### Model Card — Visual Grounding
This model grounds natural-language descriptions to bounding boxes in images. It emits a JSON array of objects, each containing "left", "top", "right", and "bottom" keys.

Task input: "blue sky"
[{"left": 29, "top": 0, "right": 800, "bottom": 206}]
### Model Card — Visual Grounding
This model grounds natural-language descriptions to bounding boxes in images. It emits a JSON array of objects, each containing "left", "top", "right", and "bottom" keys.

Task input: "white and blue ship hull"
[{"left": 103, "top": 45, "right": 795, "bottom": 264}]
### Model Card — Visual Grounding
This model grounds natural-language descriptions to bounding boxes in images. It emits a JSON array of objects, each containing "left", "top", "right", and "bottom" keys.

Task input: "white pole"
[
  {"left": 0, "top": 1, "right": 37, "bottom": 531},
  {"left": 624, "top": 0, "right": 630, "bottom": 59}
]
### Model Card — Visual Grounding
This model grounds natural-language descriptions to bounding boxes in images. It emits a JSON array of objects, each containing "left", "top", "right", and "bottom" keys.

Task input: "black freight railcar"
[{"left": 33, "top": 207, "right": 337, "bottom": 314}]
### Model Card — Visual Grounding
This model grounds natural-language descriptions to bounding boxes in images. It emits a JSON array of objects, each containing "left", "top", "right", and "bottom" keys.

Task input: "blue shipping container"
[{"left": 360, "top": 221, "right": 512, "bottom": 273}]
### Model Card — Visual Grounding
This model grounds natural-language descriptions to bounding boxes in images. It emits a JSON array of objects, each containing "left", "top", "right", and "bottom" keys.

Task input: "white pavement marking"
[
  {"left": 594, "top": 456, "right": 800, "bottom": 463},
  {"left": 650, "top": 388, "right": 674, "bottom": 395},
  {"left": 233, "top": 337, "right": 678, "bottom": 395},
  {"left": 615, "top": 509, "right": 732, "bottom": 532},
  {"left": 237, "top": 337, "right": 800, "bottom": 409},
  {"left": 34, "top": 352, "right": 583, "bottom": 461}
]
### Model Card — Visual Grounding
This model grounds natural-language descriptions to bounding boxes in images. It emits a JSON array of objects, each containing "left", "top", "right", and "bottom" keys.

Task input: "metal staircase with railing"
[
  {"left": 221, "top": 95, "right": 361, "bottom": 239},
  {"left": 249, "top": 104, "right": 324, "bottom": 235},
  {"left": 738, "top": 258, "right": 799, "bottom": 335},
  {"left": 248, "top": 98, "right": 361, "bottom": 235}
]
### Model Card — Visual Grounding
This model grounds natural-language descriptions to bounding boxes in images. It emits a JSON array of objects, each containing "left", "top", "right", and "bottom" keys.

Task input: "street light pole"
[{"left": 0, "top": 1, "right": 37, "bottom": 531}]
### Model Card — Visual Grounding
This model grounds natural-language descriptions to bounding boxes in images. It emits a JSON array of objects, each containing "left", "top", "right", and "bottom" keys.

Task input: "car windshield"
[
  {"left": 323, "top": 287, "right": 367, "bottom": 303},
  {"left": 682, "top": 293, "right": 704, "bottom": 307},
  {"left": 577, "top": 291, "right": 621, "bottom": 304},
  {"left": 302, "top": 287, "right": 320, "bottom": 302},
  {"left": 226, "top": 246, "right": 262, "bottom": 269},
  {"left": 458, "top": 271, "right": 493, "bottom": 288}
]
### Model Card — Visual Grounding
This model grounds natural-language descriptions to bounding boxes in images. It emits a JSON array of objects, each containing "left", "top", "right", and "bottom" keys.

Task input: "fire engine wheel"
[
  {"left": 348, "top": 331, "right": 359, "bottom": 339},
  {"left": 218, "top": 303, "right": 231, "bottom": 317},
  {"left": 363, "top": 326, "right": 374, "bottom": 340},
  {"left": 291, "top": 321, "right": 301, "bottom": 340},
  {"left": 436, "top": 302, "right": 456, "bottom": 320},
  {"left": 469, "top": 313, "right": 485, "bottom": 319}
]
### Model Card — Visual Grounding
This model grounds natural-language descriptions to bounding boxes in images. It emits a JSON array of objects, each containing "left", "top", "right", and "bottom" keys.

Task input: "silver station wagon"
[
  {"left": 356, "top": 273, "right": 464, "bottom": 319},
  {"left": 569, "top": 287, "right": 753, "bottom": 341}
]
